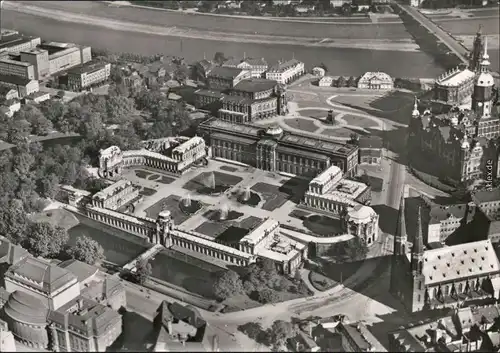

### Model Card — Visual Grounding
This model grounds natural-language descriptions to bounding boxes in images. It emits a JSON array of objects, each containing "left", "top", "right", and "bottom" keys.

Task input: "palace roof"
[
  {"left": 268, "top": 59, "right": 302, "bottom": 73},
  {"left": 233, "top": 78, "right": 277, "bottom": 93},
  {"left": 436, "top": 68, "right": 475, "bottom": 87},
  {"left": 414, "top": 239, "right": 500, "bottom": 286},
  {"left": 200, "top": 118, "right": 358, "bottom": 157}
]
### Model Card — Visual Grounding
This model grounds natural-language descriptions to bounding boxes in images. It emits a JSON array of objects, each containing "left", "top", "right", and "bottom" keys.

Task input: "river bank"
[
  {"left": 2, "top": 8, "right": 444, "bottom": 78},
  {"left": 3, "top": 2, "right": 419, "bottom": 52}
]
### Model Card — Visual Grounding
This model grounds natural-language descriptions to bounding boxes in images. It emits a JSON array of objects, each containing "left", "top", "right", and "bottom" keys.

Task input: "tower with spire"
[
  {"left": 411, "top": 96, "right": 420, "bottom": 119},
  {"left": 469, "top": 25, "right": 484, "bottom": 72},
  {"left": 472, "top": 36, "right": 495, "bottom": 119},
  {"left": 410, "top": 206, "right": 426, "bottom": 312},
  {"left": 390, "top": 193, "right": 408, "bottom": 296}
]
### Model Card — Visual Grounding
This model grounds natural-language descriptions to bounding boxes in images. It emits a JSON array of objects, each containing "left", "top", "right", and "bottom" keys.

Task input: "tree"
[
  {"left": 57, "top": 90, "right": 66, "bottom": 98},
  {"left": 319, "top": 62, "right": 328, "bottom": 73},
  {"left": 133, "top": 258, "right": 152, "bottom": 285},
  {"left": 213, "top": 270, "right": 243, "bottom": 300},
  {"left": 214, "top": 52, "right": 226, "bottom": 65},
  {"left": 347, "top": 76, "right": 357, "bottom": 87},
  {"left": 40, "top": 173, "right": 60, "bottom": 199},
  {"left": 268, "top": 320, "right": 295, "bottom": 349},
  {"left": 173, "top": 65, "right": 190, "bottom": 84},
  {"left": 25, "top": 222, "right": 69, "bottom": 258},
  {"left": 67, "top": 236, "right": 104, "bottom": 265},
  {"left": 344, "top": 237, "right": 369, "bottom": 262},
  {"left": 341, "top": 2, "right": 352, "bottom": 15},
  {"left": 256, "top": 288, "right": 280, "bottom": 304},
  {"left": 336, "top": 76, "right": 347, "bottom": 88},
  {"left": 349, "top": 133, "right": 359, "bottom": 145}
]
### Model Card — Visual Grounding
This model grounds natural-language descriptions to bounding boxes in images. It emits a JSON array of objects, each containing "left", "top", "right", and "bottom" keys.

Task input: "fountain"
[
  {"left": 179, "top": 194, "right": 202, "bottom": 215},
  {"left": 241, "top": 187, "right": 251, "bottom": 202},
  {"left": 203, "top": 172, "right": 216, "bottom": 191},
  {"left": 237, "top": 186, "right": 261, "bottom": 207},
  {"left": 219, "top": 204, "right": 229, "bottom": 221},
  {"left": 182, "top": 194, "right": 192, "bottom": 208}
]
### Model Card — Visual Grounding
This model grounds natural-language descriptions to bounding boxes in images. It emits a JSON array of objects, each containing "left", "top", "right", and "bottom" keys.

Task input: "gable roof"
[
  {"left": 208, "top": 66, "right": 245, "bottom": 80},
  {"left": 420, "top": 239, "right": 500, "bottom": 286},
  {"left": 233, "top": 78, "right": 277, "bottom": 93},
  {"left": 0, "top": 73, "right": 33, "bottom": 86},
  {"left": 6, "top": 256, "right": 77, "bottom": 294},
  {"left": 58, "top": 259, "right": 98, "bottom": 284}
]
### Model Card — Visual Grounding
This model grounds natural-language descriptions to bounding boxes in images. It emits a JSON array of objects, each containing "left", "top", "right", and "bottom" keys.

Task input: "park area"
[
  {"left": 195, "top": 215, "right": 263, "bottom": 240},
  {"left": 251, "top": 179, "right": 308, "bottom": 211},
  {"left": 134, "top": 169, "right": 175, "bottom": 184}
]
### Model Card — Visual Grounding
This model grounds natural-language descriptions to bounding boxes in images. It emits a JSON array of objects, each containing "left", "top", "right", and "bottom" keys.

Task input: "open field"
[
  {"left": 22, "top": 1, "right": 411, "bottom": 40},
  {"left": 144, "top": 195, "right": 194, "bottom": 225}
]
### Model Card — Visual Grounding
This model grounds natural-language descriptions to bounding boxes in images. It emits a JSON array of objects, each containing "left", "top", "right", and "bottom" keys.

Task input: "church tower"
[
  {"left": 410, "top": 206, "right": 426, "bottom": 312},
  {"left": 472, "top": 37, "right": 495, "bottom": 119},
  {"left": 469, "top": 25, "right": 484, "bottom": 72},
  {"left": 390, "top": 193, "right": 408, "bottom": 298}
]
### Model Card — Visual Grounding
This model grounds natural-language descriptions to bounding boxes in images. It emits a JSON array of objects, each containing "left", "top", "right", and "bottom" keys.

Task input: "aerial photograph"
[{"left": 0, "top": 0, "right": 498, "bottom": 351}]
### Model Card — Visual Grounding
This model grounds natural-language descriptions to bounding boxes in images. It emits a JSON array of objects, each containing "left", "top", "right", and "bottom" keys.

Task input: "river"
[{"left": 3, "top": 9, "right": 445, "bottom": 78}]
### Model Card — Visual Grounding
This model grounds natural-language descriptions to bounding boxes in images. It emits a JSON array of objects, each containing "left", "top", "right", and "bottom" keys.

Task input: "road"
[{"left": 395, "top": 2, "right": 469, "bottom": 64}]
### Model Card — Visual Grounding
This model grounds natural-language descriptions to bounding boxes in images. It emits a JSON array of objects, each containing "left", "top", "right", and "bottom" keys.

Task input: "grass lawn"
[
  {"left": 283, "top": 117, "right": 318, "bottom": 133},
  {"left": 342, "top": 114, "right": 378, "bottom": 128},
  {"left": 220, "top": 165, "right": 239, "bottom": 173},
  {"left": 144, "top": 195, "right": 195, "bottom": 225},
  {"left": 158, "top": 175, "right": 176, "bottom": 184},
  {"left": 135, "top": 170, "right": 152, "bottom": 179},
  {"left": 148, "top": 174, "right": 160, "bottom": 180},
  {"left": 308, "top": 271, "right": 338, "bottom": 292},
  {"left": 321, "top": 127, "right": 355, "bottom": 138},
  {"left": 298, "top": 109, "right": 330, "bottom": 119},
  {"left": 30, "top": 208, "right": 80, "bottom": 231},
  {"left": 289, "top": 209, "right": 312, "bottom": 220},
  {"left": 251, "top": 182, "right": 290, "bottom": 211},
  {"left": 139, "top": 187, "right": 157, "bottom": 197},
  {"left": 183, "top": 171, "right": 243, "bottom": 193}
]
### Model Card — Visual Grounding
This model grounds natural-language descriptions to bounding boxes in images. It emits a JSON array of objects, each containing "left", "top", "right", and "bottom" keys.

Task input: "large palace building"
[
  {"left": 390, "top": 194, "right": 500, "bottom": 313},
  {"left": 98, "top": 136, "right": 206, "bottom": 178},
  {"left": 197, "top": 118, "right": 359, "bottom": 178},
  {"left": 409, "top": 38, "right": 498, "bottom": 185}
]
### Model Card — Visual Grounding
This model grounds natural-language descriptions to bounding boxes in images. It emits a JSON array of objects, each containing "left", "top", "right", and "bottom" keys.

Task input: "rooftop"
[
  {"left": 232, "top": 78, "right": 277, "bottom": 93},
  {"left": 194, "top": 89, "right": 225, "bottom": 99},
  {"left": 0, "top": 57, "right": 33, "bottom": 67},
  {"left": 359, "top": 135, "right": 383, "bottom": 149},
  {"left": 306, "top": 178, "right": 369, "bottom": 206},
  {"left": 428, "top": 202, "right": 472, "bottom": 225},
  {"left": 339, "top": 322, "right": 387, "bottom": 352},
  {"left": 472, "top": 188, "right": 500, "bottom": 204},
  {"left": 93, "top": 179, "right": 133, "bottom": 201},
  {"left": 240, "top": 218, "right": 278, "bottom": 245},
  {"left": 67, "top": 61, "right": 109, "bottom": 75},
  {"left": 6, "top": 257, "right": 77, "bottom": 294},
  {"left": 268, "top": 59, "right": 302, "bottom": 73},
  {"left": 58, "top": 259, "right": 99, "bottom": 284},
  {"left": 358, "top": 71, "right": 392, "bottom": 83},
  {"left": 0, "top": 34, "right": 36, "bottom": 51},
  {"left": 418, "top": 239, "right": 500, "bottom": 286},
  {"left": 0, "top": 73, "right": 34, "bottom": 86},
  {"left": 0, "top": 240, "right": 29, "bottom": 265},
  {"left": 3, "top": 290, "right": 49, "bottom": 325},
  {"left": 437, "top": 68, "right": 475, "bottom": 87},
  {"left": 208, "top": 66, "right": 246, "bottom": 80},
  {"left": 310, "top": 165, "right": 343, "bottom": 187}
]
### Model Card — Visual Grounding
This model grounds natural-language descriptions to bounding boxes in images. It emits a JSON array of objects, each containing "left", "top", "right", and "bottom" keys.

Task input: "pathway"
[{"left": 299, "top": 268, "right": 321, "bottom": 295}]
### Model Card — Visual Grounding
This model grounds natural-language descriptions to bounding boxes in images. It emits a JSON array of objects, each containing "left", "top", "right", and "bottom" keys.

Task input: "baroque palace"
[{"left": 409, "top": 36, "right": 500, "bottom": 185}]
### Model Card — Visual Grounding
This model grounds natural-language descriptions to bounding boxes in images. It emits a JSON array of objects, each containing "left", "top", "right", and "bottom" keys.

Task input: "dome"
[
  {"left": 476, "top": 72, "right": 494, "bottom": 87},
  {"left": 346, "top": 205, "right": 377, "bottom": 224},
  {"left": 266, "top": 126, "right": 283, "bottom": 137},
  {"left": 3, "top": 291, "right": 48, "bottom": 325}
]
